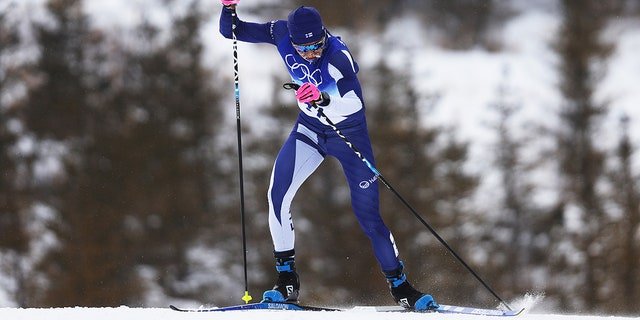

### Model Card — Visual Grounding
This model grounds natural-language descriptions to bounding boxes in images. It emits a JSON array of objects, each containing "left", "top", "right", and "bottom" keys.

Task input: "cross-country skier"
[{"left": 219, "top": 1, "right": 438, "bottom": 311}]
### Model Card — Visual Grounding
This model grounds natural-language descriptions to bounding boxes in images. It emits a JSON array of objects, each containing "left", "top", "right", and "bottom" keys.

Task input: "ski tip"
[
  {"left": 169, "top": 305, "right": 215, "bottom": 312},
  {"left": 514, "top": 308, "right": 526, "bottom": 316},
  {"left": 497, "top": 307, "right": 525, "bottom": 316}
]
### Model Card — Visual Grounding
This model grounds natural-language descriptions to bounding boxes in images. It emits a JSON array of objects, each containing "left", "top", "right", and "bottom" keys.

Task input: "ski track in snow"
[{"left": 1, "top": 307, "right": 638, "bottom": 320}]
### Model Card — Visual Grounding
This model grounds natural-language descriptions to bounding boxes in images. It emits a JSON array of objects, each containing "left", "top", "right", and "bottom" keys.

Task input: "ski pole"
[
  {"left": 230, "top": 6, "right": 252, "bottom": 304},
  {"left": 283, "top": 83, "right": 512, "bottom": 311}
]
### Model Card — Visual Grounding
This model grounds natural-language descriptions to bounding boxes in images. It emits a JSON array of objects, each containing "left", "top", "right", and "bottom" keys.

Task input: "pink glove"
[
  {"left": 221, "top": 0, "right": 239, "bottom": 6},
  {"left": 295, "top": 82, "right": 321, "bottom": 104}
]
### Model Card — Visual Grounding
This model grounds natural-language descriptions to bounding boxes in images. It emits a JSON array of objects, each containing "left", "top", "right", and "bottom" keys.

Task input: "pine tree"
[
  {"left": 552, "top": 0, "right": 613, "bottom": 311},
  {"left": 0, "top": 0, "right": 25, "bottom": 253},
  {"left": 483, "top": 67, "right": 546, "bottom": 299},
  {"left": 128, "top": 2, "right": 223, "bottom": 301},
  {"left": 95, "top": 1, "right": 223, "bottom": 303},
  {"left": 20, "top": 0, "right": 145, "bottom": 306},
  {"left": 606, "top": 115, "right": 640, "bottom": 314},
  {"left": 0, "top": 3, "right": 31, "bottom": 306}
]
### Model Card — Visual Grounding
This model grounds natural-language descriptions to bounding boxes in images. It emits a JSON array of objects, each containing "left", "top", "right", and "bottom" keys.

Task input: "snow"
[
  {"left": 0, "top": 294, "right": 635, "bottom": 320},
  {"left": 0, "top": 306, "right": 637, "bottom": 320}
]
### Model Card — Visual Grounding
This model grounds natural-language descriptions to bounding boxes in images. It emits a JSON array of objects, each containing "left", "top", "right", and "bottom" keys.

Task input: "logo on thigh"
[{"left": 359, "top": 175, "right": 378, "bottom": 189}]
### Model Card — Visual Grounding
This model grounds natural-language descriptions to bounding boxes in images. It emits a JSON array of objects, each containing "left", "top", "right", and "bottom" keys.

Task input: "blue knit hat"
[{"left": 287, "top": 6, "right": 325, "bottom": 45}]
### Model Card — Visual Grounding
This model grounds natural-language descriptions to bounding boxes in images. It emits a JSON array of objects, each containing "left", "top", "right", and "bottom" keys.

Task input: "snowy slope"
[
  {"left": 1, "top": 295, "right": 636, "bottom": 320},
  {"left": 1, "top": 307, "right": 638, "bottom": 320}
]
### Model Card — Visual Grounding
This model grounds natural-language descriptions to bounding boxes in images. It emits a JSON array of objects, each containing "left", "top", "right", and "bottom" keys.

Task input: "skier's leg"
[
  {"left": 267, "top": 123, "right": 324, "bottom": 253},
  {"left": 265, "top": 123, "right": 324, "bottom": 302},
  {"left": 328, "top": 127, "right": 438, "bottom": 310},
  {"left": 326, "top": 128, "right": 400, "bottom": 272}
]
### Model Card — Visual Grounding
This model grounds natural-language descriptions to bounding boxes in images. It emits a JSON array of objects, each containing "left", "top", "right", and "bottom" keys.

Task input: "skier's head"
[{"left": 287, "top": 6, "right": 326, "bottom": 61}]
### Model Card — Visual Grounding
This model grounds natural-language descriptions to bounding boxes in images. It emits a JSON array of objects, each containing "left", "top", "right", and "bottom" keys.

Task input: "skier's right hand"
[
  {"left": 221, "top": 0, "right": 239, "bottom": 7},
  {"left": 296, "top": 82, "right": 321, "bottom": 104}
]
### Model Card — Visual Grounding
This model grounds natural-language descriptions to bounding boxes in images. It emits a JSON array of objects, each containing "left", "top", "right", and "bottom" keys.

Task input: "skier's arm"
[
  {"left": 219, "top": 6, "right": 279, "bottom": 45},
  {"left": 322, "top": 50, "right": 364, "bottom": 116}
]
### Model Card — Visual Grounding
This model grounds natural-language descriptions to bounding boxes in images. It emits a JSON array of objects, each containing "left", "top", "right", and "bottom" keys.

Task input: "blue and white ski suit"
[{"left": 220, "top": 7, "right": 401, "bottom": 273}]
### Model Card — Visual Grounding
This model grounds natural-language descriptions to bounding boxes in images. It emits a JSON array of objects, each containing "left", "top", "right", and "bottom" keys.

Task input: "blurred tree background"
[{"left": 1, "top": 0, "right": 639, "bottom": 315}]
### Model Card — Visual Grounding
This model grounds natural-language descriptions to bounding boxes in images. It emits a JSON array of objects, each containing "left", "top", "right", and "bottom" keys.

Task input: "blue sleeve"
[{"left": 219, "top": 6, "right": 280, "bottom": 45}]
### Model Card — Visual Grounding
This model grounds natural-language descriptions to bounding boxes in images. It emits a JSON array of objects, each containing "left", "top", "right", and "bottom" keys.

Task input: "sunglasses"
[{"left": 292, "top": 37, "right": 326, "bottom": 53}]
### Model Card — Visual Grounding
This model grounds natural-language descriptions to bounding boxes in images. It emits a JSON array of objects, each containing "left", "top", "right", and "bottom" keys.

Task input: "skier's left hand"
[
  {"left": 295, "top": 82, "right": 321, "bottom": 104},
  {"left": 221, "top": 0, "right": 239, "bottom": 6}
]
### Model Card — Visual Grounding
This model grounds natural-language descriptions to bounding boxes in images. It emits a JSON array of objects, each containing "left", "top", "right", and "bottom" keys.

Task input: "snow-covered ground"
[
  {"left": 1, "top": 295, "right": 637, "bottom": 320},
  {"left": 0, "top": 307, "right": 638, "bottom": 320}
]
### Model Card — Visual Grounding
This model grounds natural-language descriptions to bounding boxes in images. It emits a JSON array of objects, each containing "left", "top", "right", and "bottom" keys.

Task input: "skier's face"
[{"left": 293, "top": 36, "right": 326, "bottom": 62}]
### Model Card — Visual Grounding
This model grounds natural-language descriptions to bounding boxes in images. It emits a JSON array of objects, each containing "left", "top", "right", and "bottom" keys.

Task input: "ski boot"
[
  {"left": 384, "top": 262, "right": 438, "bottom": 311},
  {"left": 262, "top": 252, "right": 300, "bottom": 303}
]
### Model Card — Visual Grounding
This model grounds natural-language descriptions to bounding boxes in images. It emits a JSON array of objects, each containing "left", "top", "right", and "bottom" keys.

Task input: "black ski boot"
[
  {"left": 384, "top": 263, "right": 438, "bottom": 311},
  {"left": 262, "top": 251, "right": 300, "bottom": 303}
]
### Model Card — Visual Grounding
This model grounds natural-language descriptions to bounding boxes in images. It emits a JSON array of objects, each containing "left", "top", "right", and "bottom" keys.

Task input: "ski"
[
  {"left": 169, "top": 302, "right": 340, "bottom": 312},
  {"left": 436, "top": 304, "right": 523, "bottom": 316},
  {"left": 357, "top": 304, "right": 523, "bottom": 316},
  {"left": 170, "top": 302, "right": 523, "bottom": 316}
]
